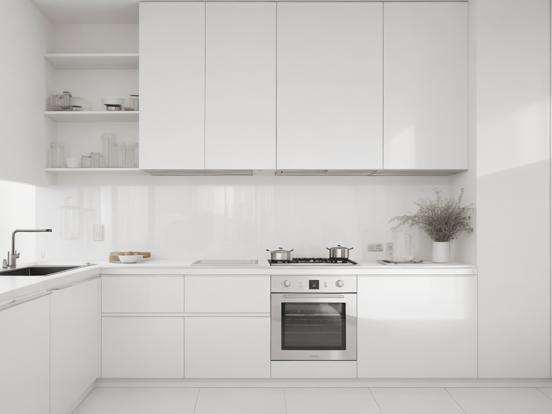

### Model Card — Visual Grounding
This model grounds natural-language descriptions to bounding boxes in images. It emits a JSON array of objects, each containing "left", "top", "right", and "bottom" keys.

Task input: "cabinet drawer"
[
  {"left": 185, "top": 275, "right": 269, "bottom": 313},
  {"left": 185, "top": 316, "right": 270, "bottom": 378},
  {"left": 102, "top": 317, "right": 184, "bottom": 378},
  {"left": 102, "top": 276, "right": 184, "bottom": 313}
]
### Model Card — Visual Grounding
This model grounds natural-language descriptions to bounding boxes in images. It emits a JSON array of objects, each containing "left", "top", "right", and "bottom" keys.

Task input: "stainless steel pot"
[
  {"left": 327, "top": 245, "right": 354, "bottom": 259},
  {"left": 266, "top": 247, "right": 294, "bottom": 261}
]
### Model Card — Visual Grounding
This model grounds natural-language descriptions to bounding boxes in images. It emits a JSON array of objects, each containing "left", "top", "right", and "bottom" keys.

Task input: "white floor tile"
[
  {"left": 285, "top": 388, "right": 381, "bottom": 414},
  {"left": 194, "top": 388, "right": 286, "bottom": 414},
  {"left": 538, "top": 388, "right": 552, "bottom": 400},
  {"left": 73, "top": 387, "right": 199, "bottom": 414},
  {"left": 371, "top": 388, "right": 464, "bottom": 414},
  {"left": 448, "top": 388, "right": 552, "bottom": 414}
]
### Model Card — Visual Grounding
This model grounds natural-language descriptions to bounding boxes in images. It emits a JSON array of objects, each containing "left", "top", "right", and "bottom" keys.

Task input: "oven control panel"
[{"left": 271, "top": 275, "right": 357, "bottom": 293}]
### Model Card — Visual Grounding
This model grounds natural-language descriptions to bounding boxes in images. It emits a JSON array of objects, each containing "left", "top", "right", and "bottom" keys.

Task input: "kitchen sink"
[{"left": 0, "top": 265, "right": 83, "bottom": 276}]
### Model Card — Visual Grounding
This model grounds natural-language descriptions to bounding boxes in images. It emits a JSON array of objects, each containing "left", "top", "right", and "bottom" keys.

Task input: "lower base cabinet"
[
  {"left": 357, "top": 276, "right": 477, "bottom": 378},
  {"left": 51, "top": 279, "right": 101, "bottom": 414},
  {"left": 102, "top": 317, "right": 184, "bottom": 378},
  {"left": 185, "top": 316, "right": 270, "bottom": 378},
  {"left": 0, "top": 295, "right": 50, "bottom": 414}
]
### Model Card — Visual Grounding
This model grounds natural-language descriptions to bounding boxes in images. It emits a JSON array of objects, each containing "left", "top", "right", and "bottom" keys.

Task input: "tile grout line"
[
  {"left": 368, "top": 388, "right": 385, "bottom": 414},
  {"left": 536, "top": 387, "right": 552, "bottom": 401},
  {"left": 193, "top": 388, "right": 201, "bottom": 414},
  {"left": 445, "top": 388, "right": 469, "bottom": 414}
]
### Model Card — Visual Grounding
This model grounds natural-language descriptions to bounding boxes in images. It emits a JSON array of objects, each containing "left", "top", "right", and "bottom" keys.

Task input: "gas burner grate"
[{"left": 269, "top": 258, "right": 357, "bottom": 266}]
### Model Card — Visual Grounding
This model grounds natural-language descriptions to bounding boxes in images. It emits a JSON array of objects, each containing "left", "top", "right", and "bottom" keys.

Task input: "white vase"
[{"left": 432, "top": 241, "right": 450, "bottom": 263}]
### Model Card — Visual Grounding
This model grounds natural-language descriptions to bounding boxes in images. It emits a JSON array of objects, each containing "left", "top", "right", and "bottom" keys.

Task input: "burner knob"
[
  {"left": 336, "top": 280, "right": 345, "bottom": 288},
  {"left": 283, "top": 280, "right": 291, "bottom": 288}
]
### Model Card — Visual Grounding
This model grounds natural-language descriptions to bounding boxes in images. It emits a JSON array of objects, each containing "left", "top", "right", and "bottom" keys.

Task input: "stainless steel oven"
[{"left": 271, "top": 275, "right": 357, "bottom": 361}]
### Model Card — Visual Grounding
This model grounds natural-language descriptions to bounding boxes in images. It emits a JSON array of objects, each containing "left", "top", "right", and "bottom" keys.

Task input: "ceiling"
[{"left": 32, "top": 0, "right": 465, "bottom": 24}]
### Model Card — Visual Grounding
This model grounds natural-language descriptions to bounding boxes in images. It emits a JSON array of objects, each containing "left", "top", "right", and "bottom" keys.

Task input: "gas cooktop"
[{"left": 268, "top": 258, "right": 358, "bottom": 266}]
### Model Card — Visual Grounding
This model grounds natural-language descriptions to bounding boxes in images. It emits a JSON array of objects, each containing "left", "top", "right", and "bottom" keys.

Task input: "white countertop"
[{"left": 0, "top": 260, "right": 477, "bottom": 304}]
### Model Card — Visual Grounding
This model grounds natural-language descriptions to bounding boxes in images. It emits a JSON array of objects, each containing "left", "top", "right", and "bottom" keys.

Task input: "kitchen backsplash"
[{"left": 33, "top": 175, "right": 469, "bottom": 263}]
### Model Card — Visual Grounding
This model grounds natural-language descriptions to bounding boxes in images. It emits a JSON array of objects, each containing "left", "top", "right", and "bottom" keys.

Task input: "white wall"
[
  {"left": 475, "top": 0, "right": 551, "bottom": 377},
  {"left": 34, "top": 175, "right": 457, "bottom": 263},
  {"left": 0, "top": 0, "right": 53, "bottom": 185}
]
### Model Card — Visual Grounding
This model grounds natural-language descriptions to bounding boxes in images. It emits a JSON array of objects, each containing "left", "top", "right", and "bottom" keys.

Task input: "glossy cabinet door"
[
  {"left": 0, "top": 295, "right": 50, "bottom": 414},
  {"left": 357, "top": 276, "right": 477, "bottom": 378},
  {"left": 51, "top": 279, "right": 101, "bottom": 414},
  {"left": 383, "top": 3, "right": 468, "bottom": 170},
  {"left": 205, "top": 3, "right": 276, "bottom": 169},
  {"left": 102, "top": 275, "right": 184, "bottom": 313},
  {"left": 185, "top": 275, "right": 270, "bottom": 313},
  {"left": 185, "top": 317, "right": 270, "bottom": 378},
  {"left": 102, "top": 316, "right": 184, "bottom": 378},
  {"left": 139, "top": 2, "right": 205, "bottom": 169},
  {"left": 277, "top": 3, "right": 383, "bottom": 170}
]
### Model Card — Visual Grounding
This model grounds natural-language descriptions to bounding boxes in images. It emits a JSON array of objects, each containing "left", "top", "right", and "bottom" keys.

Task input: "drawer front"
[
  {"left": 185, "top": 275, "right": 269, "bottom": 313},
  {"left": 185, "top": 316, "right": 270, "bottom": 378},
  {"left": 102, "top": 317, "right": 184, "bottom": 378},
  {"left": 102, "top": 276, "right": 184, "bottom": 313}
]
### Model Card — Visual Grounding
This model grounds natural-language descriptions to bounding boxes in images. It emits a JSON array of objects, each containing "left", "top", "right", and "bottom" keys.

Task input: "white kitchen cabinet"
[
  {"left": 357, "top": 276, "right": 477, "bottom": 378},
  {"left": 185, "top": 275, "right": 270, "bottom": 313},
  {"left": 102, "top": 317, "right": 184, "bottom": 378},
  {"left": 205, "top": 3, "right": 276, "bottom": 170},
  {"left": 51, "top": 278, "right": 101, "bottom": 414},
  {"left": 277, "top": 3, "right": 383, "bottom": 170},
  {"left": 102, "top": 275, "right": 184, "bottom": 313},
  {"left": 0, "top": 294, "right": 50, "bottom": 414},
  {"left": 139, "top": 2, "right": 205, "bottom": 170},
  {"left": 185, "top": 316, "right": 270, "bottom": 378},
  {"left": 383, "top": 3, "right": 468, "bottom": 170}
]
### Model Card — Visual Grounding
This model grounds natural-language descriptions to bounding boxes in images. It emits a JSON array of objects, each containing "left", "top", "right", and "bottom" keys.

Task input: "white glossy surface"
[
  {"left": 185, "top": 275, "right": 270, "bottom": 313},
  {"left": 139, "top": 2, "right": 205, "bottom": 169},
  {"left": 358, "top": 276, "right": 477, "bottom": 378},
  {"left": 185, "top": 317, "right": 270, "bottom": 378},
  {"left": 384, "top": 3, "right": 468, "bottom": 170},
  {"left": 205, "top": 3, "right": 276, "bottom": 169},
  {"left": 476, "top": 0, "right": 551, "bottom": 378},
  {"left": 102, "top": 275, "right": 185, "bottom": 313},
  {"left": 51, "top": 279, "right": 101, "bottom": 414},
  {"left": 102, "top": 316, "right": 184, "bottom": 378},
  {"left": 277, "top": 2, "right": 383, "bottom": 169},
  {"left": 0, "top": 295, "right": 50, "bottom": 414},
  {"left": 35, "top": 175, "right": 460, "bottom": 263}
]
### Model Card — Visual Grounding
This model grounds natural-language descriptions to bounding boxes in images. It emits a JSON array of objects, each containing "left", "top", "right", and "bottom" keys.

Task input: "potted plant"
[{"left": 391, "top": 189, "right": 473, "bottom": 263}]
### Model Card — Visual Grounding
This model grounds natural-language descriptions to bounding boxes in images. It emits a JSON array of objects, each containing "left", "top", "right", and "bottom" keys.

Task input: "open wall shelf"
[
  {"left": 45, "top": 111, "right": 139, "bottom": 123},
  {"left": 45, "top": 53, "right": 139, "bottom": 70}
]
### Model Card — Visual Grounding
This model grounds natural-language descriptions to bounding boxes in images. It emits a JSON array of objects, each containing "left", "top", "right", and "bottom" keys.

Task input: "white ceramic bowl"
[{"left": 118, "top": 255, "right": 143, "bottom": 264}]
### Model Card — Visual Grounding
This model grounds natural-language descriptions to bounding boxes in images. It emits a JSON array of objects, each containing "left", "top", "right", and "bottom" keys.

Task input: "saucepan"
[
  {"left": 327, "top": 245, "right": 354, "bottom": 259},
  {"left": 266, "top": 247, "right": 294, "bottom": 261}
]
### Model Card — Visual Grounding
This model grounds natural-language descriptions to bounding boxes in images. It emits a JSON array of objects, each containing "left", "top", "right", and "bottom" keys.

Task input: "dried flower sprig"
[{"left": 391, "top": 189, "right": 474, "bottom": 242}]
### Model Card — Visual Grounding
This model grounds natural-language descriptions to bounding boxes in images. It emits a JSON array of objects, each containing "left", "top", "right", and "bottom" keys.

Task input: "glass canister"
[{"left": 392, "top": 229, "right": 414, "bottom": 262}]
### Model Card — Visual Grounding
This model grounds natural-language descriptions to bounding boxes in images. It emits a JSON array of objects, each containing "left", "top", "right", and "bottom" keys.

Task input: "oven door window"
[{"left": 281, "top": 302, "right": 346, "bottom": 350}]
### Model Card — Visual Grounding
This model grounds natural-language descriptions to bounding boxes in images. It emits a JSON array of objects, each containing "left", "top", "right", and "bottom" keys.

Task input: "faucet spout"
[{"left": 9, "top": 229, "right": 53, "bottom": 269}]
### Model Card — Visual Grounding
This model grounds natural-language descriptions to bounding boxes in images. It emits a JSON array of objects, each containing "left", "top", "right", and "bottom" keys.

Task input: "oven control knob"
[
  {"left": 336, "top": 280, "right": 345, "bottom": 288},
  {"left": 283, "top": 280, "right": 291, "bottom": 288}
]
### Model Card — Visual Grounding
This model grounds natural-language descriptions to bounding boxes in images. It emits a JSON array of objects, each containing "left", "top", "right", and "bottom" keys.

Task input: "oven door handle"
[{"left": 282, "top": 294, "right": 346, "bottom": 299}]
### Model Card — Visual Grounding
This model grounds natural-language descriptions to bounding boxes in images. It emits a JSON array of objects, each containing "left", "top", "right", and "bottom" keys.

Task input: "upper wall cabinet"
[
  {"left": 205, "top": 3, "right": 276, "bottom": 170},
  {"left": 140, "top": 3, "right": 205, "bottom": 170},
  {"left": 383, "top": 3, "right": 468, "bottom": 170},
  {"left": 277, "top": 3, "right": 383, "bottom": 170}
]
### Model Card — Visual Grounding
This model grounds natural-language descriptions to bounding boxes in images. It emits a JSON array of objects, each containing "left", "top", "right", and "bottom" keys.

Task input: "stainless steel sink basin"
[{"left": 0, "top": 266, "right": 83, "bottom": 276}]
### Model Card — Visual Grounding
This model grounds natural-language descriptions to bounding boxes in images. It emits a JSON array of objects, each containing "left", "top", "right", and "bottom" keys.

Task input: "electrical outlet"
[{"left": 367, "top": 243, "right": 384, "bottom": 252}]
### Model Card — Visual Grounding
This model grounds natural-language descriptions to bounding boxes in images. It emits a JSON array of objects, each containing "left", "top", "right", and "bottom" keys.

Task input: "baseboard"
[{"left": 94, "top": 378, "right": 552, "bottom": 389}]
